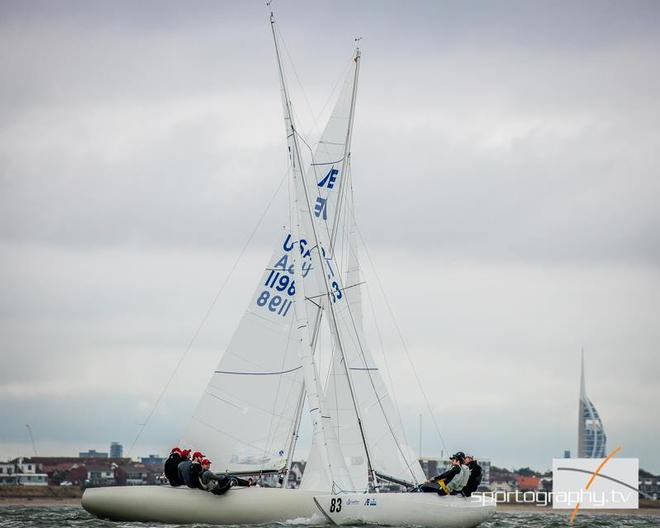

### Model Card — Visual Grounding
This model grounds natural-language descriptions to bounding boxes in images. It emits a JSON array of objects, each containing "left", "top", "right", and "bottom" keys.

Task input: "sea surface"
[{"left": 0, "top": 506, "right": 657, "bottom": 528}]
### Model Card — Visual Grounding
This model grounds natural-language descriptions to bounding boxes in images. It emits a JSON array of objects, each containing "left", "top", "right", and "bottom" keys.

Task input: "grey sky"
[{"left": 1, "top": 1, "right": 658, "bottom": 472}]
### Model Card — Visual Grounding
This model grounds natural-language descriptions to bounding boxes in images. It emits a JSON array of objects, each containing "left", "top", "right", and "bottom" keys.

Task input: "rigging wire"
[
  {"left": 127, "top": 170, "right": 288, "bottom": 457},
  {"left": 363, "top": 273, "right": 407, "bottom": 443},
  {"left": 355, "top": 226, "right": 450, "bottom": 456}
]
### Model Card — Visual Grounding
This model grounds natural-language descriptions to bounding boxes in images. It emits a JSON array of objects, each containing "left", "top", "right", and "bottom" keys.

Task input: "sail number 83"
[{"left": 329, "top": 498, "right": 342, "bottom": 513}]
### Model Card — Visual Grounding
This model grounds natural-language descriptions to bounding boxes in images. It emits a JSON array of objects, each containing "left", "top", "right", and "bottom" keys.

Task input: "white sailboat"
[{"left": 82, "top": 11, "right": 495, "bottom": 528}]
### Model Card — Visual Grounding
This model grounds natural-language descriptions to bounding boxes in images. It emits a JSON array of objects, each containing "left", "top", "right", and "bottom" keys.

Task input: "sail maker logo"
[{"left": 552, "top": 451, "right": 638, "bottom": 517}]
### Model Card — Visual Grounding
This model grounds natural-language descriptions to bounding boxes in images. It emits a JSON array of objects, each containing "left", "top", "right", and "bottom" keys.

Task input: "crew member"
[
  {"left": 179, "top": 451, "right": 204, "bottom": 488},
  {"left": 421, "top": 452, "right": 471, "bottom": 495},
  {"left": 462, "top": 454, "right": 483, "bottom": 497},
  {"left": 164, "top": 447, "right": 185, "bottom": 486},
  {"left": 199, "top": 459, "right": 253, "bottom": 495}
]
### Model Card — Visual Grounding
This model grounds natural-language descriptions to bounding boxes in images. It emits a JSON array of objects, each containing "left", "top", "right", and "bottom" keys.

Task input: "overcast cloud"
[{"left": 1, "top": 0, "right": 658, "bottom": 472}]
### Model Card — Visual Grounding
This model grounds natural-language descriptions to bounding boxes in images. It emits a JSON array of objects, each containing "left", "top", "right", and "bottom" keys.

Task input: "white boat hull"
[
  {"left": 83, "top": 485, "right": 495, "bottom": 527},
  {"left": 82, "top": 486, "right": 321, "bottom": 524},
  {"left": 313, "top": 492, "right": 496, "bottom": 528}
]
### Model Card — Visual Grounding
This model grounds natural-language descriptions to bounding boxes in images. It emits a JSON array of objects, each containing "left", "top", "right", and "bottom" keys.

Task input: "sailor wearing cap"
[
  {"left": 462, "top": 454, "right": 482, "bottom": 497},
  {"left": 178, "top": 450, "right": 205, "bottom": 488},
  {"left": 164, "top": 447, "right": 187, "bottom": 486},
  {"left": 421, "top": 452, "right": 471, "bottom": 495}
]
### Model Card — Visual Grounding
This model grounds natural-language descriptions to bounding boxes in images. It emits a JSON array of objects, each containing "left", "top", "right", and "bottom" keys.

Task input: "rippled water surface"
[{"left": 0, "top": 506, "right": 658, "bottom": 528}]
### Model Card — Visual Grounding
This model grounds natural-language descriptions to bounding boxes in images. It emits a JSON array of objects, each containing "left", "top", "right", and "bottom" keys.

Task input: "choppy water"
[{"left": 0, "top": 506, "right": 658, "bottom": 528}]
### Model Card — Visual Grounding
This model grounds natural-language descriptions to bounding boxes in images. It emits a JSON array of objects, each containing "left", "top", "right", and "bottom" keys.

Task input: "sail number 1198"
[{"left": 255, "top": 270, "right": 295, "bottom": 317}]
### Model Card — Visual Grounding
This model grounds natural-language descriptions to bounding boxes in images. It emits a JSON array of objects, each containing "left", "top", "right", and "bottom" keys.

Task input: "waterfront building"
[
  {"left": 515, "top": 475, "right": 541, "bottom": 491},
  {"left": 79, "top": 449, "right": 108, "bottom": 458},
  {"left": 86, "top": 464, "right": 116, "bottom": 486},
  {"left": 140, "top": 454, "right": 165, "bottom": 466},
  {"left": 577, "top": 352, "right": 607, "bottom": 458},
  {"left": 110, "top": 442, "right": 123, "bottom": 459},
  {"left": 0, "top": 459, "right": 48, "bottom": 486},
  {"left": 639, "top": 474, "right": 660, "bottom": 500}
]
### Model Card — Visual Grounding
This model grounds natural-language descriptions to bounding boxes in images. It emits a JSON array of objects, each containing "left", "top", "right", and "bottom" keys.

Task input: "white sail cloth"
[
  {"left": 182, "top": 43, "right": 424, "bottom": 490},
  {"left": 298, "top": 52, "right": 425, "bottom": 490},
  {"left": 181, "top": 232, "right": 308, "bottom": 473}
]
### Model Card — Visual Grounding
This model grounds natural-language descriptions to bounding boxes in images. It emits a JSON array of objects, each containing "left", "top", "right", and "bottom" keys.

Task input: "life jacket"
[
  {"left": 447, "top": 464, "right": 471, "bottom": 491},
  {"left": 164, "top": 453, "right": 183, "bottom": 486}
]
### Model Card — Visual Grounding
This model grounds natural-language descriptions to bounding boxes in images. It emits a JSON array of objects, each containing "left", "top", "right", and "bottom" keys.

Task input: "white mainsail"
[{"left": 180, "top": 232, "right": 305, "bottom": 473}]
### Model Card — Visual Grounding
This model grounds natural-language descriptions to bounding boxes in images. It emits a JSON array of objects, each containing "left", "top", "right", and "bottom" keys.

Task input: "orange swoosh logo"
[{"left": 569, "top": 446, "right": 622, "bottom": 524}]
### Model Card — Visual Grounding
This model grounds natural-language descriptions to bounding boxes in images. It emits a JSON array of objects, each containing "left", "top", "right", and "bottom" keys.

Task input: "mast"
[
  {"left": 282, "top": 384, "right": 305, "bottom": 487},
  {"left": 269, "top": 10, "right": 352, "bottom": 491},
  {"left": 282, "top": 306, "right": 323, "bottom": 486},
  {"left": 329, "top": 44, "right": 361, "bottom": 255}
]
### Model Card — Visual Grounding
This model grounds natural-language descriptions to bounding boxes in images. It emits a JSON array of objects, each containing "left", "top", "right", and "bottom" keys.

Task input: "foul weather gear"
[
  {"left": 462, "top": 460, "right": 483, "bottom": 497},
  {"left": 164, "top": 452, "right": 184, "bottom": 486},
  {"left": 200, "top": 470, "right": 251, "bottom": 495}
]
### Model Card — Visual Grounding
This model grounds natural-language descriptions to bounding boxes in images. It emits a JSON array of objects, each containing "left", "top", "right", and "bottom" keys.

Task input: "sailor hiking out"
[
  {"left": 164, "top": 447, "right": 190, "bottom": 487},
  {"left": 177, "top": 451, "right": 205, "bottom": 488},
  {"left": 462, "top": 454, "right": 483, "bottom": 497},
  {"left": 420, "top": 452, "right": 471, "bottom": 495},
  {"left": 198, "top": 459, "right": 253, "bottom": 495}
]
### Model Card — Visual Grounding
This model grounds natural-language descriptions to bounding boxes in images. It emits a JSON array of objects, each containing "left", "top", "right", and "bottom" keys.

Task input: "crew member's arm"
[{"left": 431, "top": 465, "right": 459, "bottom": 482}]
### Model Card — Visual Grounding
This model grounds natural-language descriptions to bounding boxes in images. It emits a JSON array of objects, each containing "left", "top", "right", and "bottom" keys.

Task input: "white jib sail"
[
  {"left": 299, "top": 51, "right": 426, "bottom": 488},
  {"left": 305, "top": 174, "right": 426, "bottom": 490}
]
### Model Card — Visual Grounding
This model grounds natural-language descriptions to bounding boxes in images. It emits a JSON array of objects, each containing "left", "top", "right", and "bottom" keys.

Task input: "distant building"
[
  {"left": 516, "top": 475, "right": 541, "bottom": 491},
  {"left": 639, "top": 475, "right": 660, "bottom": 500},
  {"left": 86, "top": 464, "right": 116, "bottom": 486},
  {"left": 140, "top": 454, "right": 165, "bottom": 466},
  {"left": 79, "top": 449, "right": 108, "bottom": 458},
  {"left": 0, "top": 462, "right": 16, "bottom": 485},
  {"left": 115, "top": 463, "right": 157, "bottom": 486},
  {"left": 419, "top": 458, "right": 440, "bottom": 479},
  {"left": 0, "top": 459, "right": 48, "bottom": 486},
  {"left": 477, "top": 459, "right": 491, "bottom": 487},
  {"left": 563, "top": 450, "right": 571, "bottom": 458},
  {"left": 490, "top": 479, "right": 515, "bottom": 493},
  {"left": 14, "top": 474, "right": 48, "bottom": 486},
  {"left": 110, "top": 442, "right": 123, "bottom": 459},
  {"left": 17, "top": 458, "right": 37, "bottom": 474},
  {"left": 578, "top": 352, "right": 607, "bottom": 458}
]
